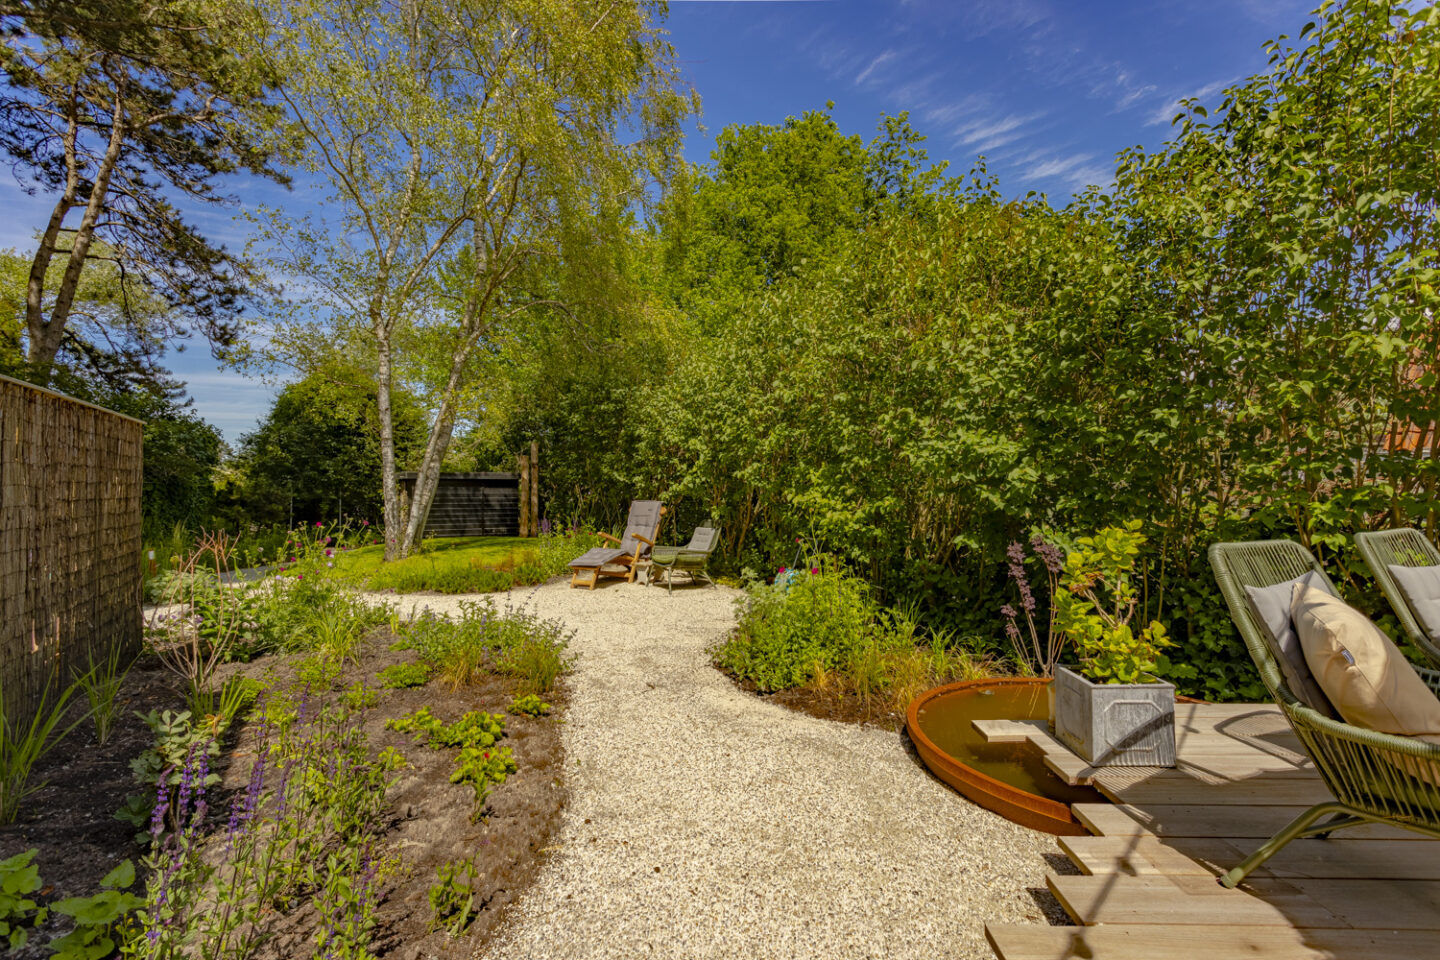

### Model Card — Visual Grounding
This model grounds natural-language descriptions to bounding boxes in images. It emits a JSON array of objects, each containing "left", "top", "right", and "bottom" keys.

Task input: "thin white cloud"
[
  {"left": 855, "top": 48, "right": 900, "bottom": 85},
  {"left": 953, "top": 112, "right": 1045, "bottom": 152},
  {"left": 1020, "top": 151, "right": 1111, "bottom": 189},
  {"left": 923, "top": 95, "right": 988, "bottom": 128}
]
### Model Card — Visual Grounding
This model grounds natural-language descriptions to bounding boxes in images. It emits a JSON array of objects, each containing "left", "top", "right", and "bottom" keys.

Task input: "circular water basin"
[{"left": 906, "top": 678, "right": 1103, "bottom": 835}]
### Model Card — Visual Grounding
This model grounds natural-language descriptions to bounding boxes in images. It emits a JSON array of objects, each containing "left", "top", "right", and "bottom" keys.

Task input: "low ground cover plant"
[
  {"left": 387, "top": 708, "right": 517, "bottom": 815},
  {"left": 400, "top": 600, "right": 572, "bottom": 694},
  {"left": 716, "top": 549, "right": 995, "bottom": 719},
  {"left": 0, "top": 848, "right": 45, "bottom": 948},
  {"left": 377, "top": 663, "right": 431, "bottom": 689}
]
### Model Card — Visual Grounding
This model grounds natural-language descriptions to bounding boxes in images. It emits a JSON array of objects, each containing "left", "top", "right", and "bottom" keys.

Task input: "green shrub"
[
  {"left": 388, "top": 708, "right": 514, "bottom": 817},
  {"left": 400, "top": 601, "right": 571, "bottom": 693},
  {"left": 717, "top": 557, "right": 877, "bottom": 692},
  {"left": 386, "top": 707, "right": 505, "bottom": 750},
  {"left": 48, "top": 860, "right": 143, "bottom": 960},
  {"left": 377, "top": 663, "right": 431, "bottom": 689},
  {"left": 116, "top": 709, "right": 222, "bottom": 843},
  {"left": 0, "top": 849, "right": 45, "bottom": 949},
  {"left": 508, "top": 694, "right": 551, "bottom": 717},
  {"left": 717, "top": 555, "right": 997, "bottom": 714},
  {"left": 451, "top": 745, "right": 516, "bottom": 809},
  {"left": 428, "top": 859, "right": 479, "bottom": 935}
]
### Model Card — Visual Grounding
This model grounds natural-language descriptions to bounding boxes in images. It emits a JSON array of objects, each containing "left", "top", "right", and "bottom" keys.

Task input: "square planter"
[{"left": 1052, "top": 666, "right": 1176, "bottom": 767}]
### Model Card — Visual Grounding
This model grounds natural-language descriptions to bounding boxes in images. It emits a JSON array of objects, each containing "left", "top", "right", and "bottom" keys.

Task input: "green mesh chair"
[
  {"left": 1354, "top": 528, "right": 1440, "bottom": 669},
  {"left": 1208, "top": 539, "right": 1440, "bottom": 887},
  {"left": 648, "top": 524, "right": 720, "bottom": 593}
]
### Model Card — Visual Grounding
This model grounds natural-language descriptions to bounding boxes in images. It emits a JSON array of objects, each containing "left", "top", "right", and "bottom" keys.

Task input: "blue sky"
[{"left": 1, "top": 0, "right": 1315, "bottom": 442}]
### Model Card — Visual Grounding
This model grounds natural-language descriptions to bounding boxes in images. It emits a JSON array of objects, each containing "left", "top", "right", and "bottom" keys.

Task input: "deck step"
[{"left": 985, "top": 923, "right": 1440, "bottom": 960}]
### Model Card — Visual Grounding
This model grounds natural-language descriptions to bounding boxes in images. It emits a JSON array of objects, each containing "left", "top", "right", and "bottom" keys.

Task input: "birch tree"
[{"left": 262, "top": 0, "right": 692, "bottom": 559}]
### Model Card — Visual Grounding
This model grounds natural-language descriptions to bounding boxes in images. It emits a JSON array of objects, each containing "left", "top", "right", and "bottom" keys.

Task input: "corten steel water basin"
[{"left": 906, "top": 678, "right": 1099, "bottom": 836}]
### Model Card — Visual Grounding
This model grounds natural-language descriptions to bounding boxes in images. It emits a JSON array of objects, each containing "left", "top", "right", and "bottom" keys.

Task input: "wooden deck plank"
[
  {"left": 988, "top": 700, "right": 1440, "bottom": 960},
  {"left": 985, "top": 923, "right": 1440, "bottom": 960},
  {"left": 1049, "top": 873, "right": 1440, "bottom": 930},
  {"left": 972, "top": 718, "right": 1040, "bottom": 743},
  {"left": 1046, "top": 873, "right": 1341, "bottom": 928},
  {"left": 1094, "top": 776, "right": 1335, "bottom": 807},
  {"left": 1060, "top": 834, "right": 1440, "bottom": 880},
  {"left": 1074, "top": 802, "right": 1429, "bottom": 840}
]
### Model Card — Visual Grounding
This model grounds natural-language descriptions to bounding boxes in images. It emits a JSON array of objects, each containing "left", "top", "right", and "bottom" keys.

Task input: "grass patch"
[{"left": 329, "top": 531, "right": 604, "bottom": 595}]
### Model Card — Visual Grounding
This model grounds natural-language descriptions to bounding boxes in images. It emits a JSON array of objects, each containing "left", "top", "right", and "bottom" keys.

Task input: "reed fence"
[{"left": 0, "top": 374, "right": 143, "bottom": 723}]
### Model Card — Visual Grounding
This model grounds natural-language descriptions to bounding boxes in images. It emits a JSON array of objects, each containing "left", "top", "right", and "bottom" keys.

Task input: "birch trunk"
[{"left": 376, "top": 335, "right": 403, "bottom": 561}]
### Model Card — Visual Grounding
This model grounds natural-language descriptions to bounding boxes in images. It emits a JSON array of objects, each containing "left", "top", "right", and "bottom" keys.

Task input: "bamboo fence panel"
[{"left": 0, "top": 374, "right": 142, "bottom": 723}]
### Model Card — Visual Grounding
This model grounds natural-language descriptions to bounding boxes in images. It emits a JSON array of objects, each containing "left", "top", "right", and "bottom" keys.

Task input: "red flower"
[
  {"left": 778, "top": 566, "right": 787, "bottom": 574},
  {"left": 810, "top": 567, "right": 819, "bottom": 575}
]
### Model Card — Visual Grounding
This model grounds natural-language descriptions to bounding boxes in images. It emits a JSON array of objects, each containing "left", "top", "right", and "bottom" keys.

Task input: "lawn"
[{"left": 327, "top": 532, "right": 602, "bottom": 594}]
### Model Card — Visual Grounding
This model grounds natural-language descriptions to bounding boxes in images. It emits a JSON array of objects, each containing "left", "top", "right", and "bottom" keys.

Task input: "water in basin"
[{"left": 913, "top": 682, "right": 1105, "bottom": 807}]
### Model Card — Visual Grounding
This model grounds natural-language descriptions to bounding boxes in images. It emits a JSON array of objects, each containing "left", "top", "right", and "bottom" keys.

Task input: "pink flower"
[
  {"left": 361, "top": 520, "right": 370, "bottom": 526},
  {"left": 810, "top": 567, "right": 819, "bottom": 575},
  {"left": 324, "top": 549, "right": 333, "bottom": 557},
  {"left": 314, "top": 521, "right": 322, "bottom": 527},
  {"left": 296, "top": 574, "right": 305, "bottom": 580},
  {"left": 289, "top": 556, "right": 297, "bottom": 562},
  {"left": 778, "top": 566, "right": 787, "bottom": 574}
]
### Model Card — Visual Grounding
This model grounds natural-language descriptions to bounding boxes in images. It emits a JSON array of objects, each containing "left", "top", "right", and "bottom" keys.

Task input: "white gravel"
[{"left": 370, "top": 579, "right": 1063, "bottom": 960}]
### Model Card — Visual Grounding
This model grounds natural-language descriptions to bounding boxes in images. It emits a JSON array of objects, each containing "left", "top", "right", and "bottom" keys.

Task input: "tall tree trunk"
[
  {"left": 400, "top": 395, "right": 459, "bottom": 557},
  {"left": 376, "top": 334, "right": 402, "bottom": 561},
  {"left": 399, "top": 336, "right": 476, "bottom": 555},
  {"left": 26, "top": 74, "right": 128, "bottom": 382}
]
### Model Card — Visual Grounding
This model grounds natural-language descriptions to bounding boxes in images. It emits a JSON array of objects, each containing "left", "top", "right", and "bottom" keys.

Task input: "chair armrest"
[
  {"left": 632, "top": 534, "right": 655, "bottom": 548},
  {"left": 597, "top": 532, "right": 621, "bottom": 546}
]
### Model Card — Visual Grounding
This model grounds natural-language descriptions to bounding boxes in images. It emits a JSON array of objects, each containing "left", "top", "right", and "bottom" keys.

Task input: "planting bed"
[
  {"left": 1, "top": 630, "right": 566, "bottom": 960},
  {"left": 717, "top": 666, "right": 913, "bottom": 729}
]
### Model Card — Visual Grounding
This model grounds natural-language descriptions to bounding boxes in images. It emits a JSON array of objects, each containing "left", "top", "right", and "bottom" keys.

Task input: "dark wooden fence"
[
  {"left": 0, "top": 375, "right": 143, "bottom": 722},
  {"left": 398, "top": 472, "right": 521, "bottom": 537}
]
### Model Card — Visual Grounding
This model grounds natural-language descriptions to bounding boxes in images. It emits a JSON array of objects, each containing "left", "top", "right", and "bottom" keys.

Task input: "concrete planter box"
[{"left": 1052, "top": 666, "right": 1176, "bottom": 767}]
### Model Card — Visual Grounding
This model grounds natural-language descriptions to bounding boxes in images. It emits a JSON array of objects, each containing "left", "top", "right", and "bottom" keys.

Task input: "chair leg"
[{"left": 1219, "top": 801, "right": 1355, "bottom": 888}]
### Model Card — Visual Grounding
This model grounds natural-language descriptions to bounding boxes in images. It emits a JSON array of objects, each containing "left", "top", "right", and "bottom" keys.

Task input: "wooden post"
[
  {"left": 530, "top": 440, "right": 540, "bottom": 536},
  {"left": 517, "top": 452, "right": 531, "bottom": 538}
]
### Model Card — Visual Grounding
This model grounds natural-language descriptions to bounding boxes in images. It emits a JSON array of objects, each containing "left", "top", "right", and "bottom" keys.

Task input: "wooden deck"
[{"left": 981, "top": 702, "right": 1440, "bottom": 959}]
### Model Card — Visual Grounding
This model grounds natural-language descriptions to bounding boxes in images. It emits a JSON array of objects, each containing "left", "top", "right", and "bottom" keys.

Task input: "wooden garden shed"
[{"left": 0, "top": 375, "right": 143, "bottom": 722}]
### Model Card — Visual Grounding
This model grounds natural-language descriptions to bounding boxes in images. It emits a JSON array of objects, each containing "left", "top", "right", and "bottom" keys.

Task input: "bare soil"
[{"left": 0, "top": 630, "right": 566, "bottom": 960}]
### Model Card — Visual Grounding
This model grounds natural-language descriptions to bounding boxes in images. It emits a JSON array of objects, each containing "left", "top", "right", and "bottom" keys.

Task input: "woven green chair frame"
[
  {"left": 1208, "top": 539, "right": 1440, "bottom": 887},
  {"left": 1354, "top": 528, "right": 1440, "bottom": 669},
  {"left": 648, "top": 524, "right": 720, "bottom": 594}
]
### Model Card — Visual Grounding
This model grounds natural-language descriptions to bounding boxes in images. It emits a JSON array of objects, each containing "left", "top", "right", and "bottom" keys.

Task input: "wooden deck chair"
[
  {"left": 1209, "top": 540, "right": 1440, "bottom": 887},
  {"left": 1354, "top": 528, "right": 1440, "bottom": 669},
  {"left": 568, "top": 501, "right": 666, "bottom": 590},
  {"left": 648, "top": 523, "right": 721, "bottom": 593}
]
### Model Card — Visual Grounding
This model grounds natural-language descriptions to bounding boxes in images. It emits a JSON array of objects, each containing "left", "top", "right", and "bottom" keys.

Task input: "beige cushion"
[{"left": 1291, "top": 583, "right": 1440, "bottom": 736}]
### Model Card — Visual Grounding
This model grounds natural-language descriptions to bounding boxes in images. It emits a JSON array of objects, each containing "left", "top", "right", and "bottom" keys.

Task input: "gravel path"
[{"left": 373, "top": 580, "right": 1064, "bottom": 960}]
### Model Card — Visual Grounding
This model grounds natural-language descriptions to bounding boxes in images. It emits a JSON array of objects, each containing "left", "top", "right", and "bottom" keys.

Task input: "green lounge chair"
[
  {"left": 1354, "top": 528, "right": 1440, "bottom": 669},
  {"left": 1208, "top": 539, "right": 1440, "bottom": 887},
  {"left": 648, "top": 524, "right": 721, "bottom": 593}
]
